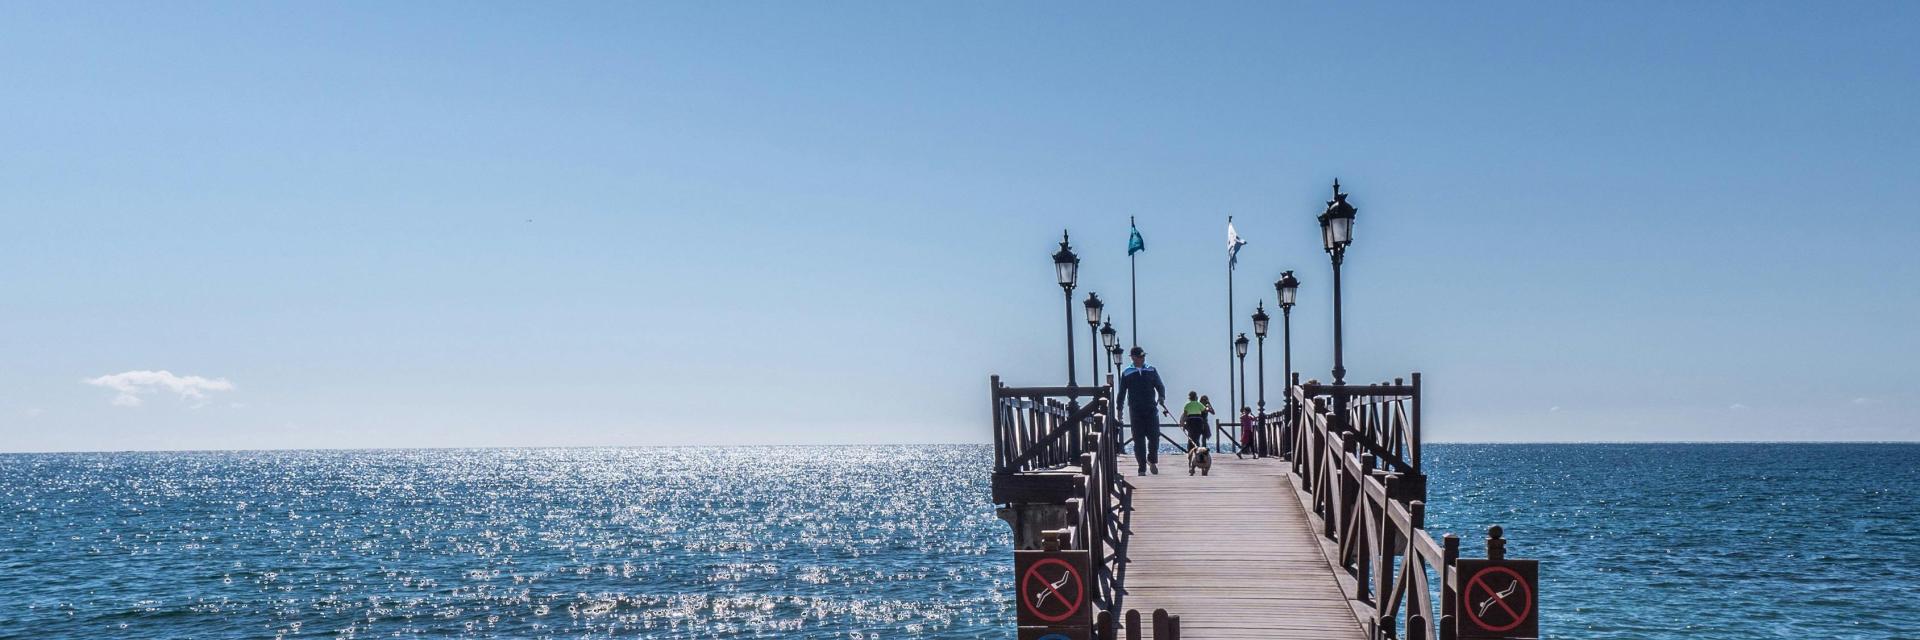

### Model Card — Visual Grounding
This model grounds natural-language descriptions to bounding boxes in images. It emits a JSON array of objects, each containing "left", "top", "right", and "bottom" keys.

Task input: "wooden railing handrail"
[
  {"left": 1280, "top": 373, "right": 1514, "bottom": 640},
  {"left": 1292, "top": 374, "right": 1423, "bottom": 476},
  {"left": 1001, "top": 396, "right": 1108, "bottom": 473},
  {"left": 990, "top": 375, "right": 1133, "bottom": 618}
]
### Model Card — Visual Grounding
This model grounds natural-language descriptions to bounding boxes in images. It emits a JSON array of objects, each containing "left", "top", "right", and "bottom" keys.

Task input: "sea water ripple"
[{"left": 1, "top": 444, "right": 1915, "bottom": 639}]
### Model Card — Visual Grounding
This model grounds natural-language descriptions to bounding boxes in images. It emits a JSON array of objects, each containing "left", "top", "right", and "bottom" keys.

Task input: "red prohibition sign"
[
  {"left": 1465, "top": 565, "right": 1533, "bottom": 633},
  {"left": 1020, "top": 557, "right": 1085, "bottom": 623}
]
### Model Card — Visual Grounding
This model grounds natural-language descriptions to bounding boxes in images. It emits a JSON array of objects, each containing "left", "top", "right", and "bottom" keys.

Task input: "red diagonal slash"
[
  {"left": 1020, "top": 558, "right": 1083, "bottom": 623},
  {"left": 1030, "top": 570, "right": 1070, "bottom": 608},
  {"left": 1470, "top": 573, "right": 1523, "bottom": 621}
]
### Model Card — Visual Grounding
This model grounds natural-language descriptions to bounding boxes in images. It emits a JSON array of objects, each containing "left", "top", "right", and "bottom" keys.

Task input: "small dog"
[{"left": 1187, "top": 444, "right": 1212, "bottom": 476}]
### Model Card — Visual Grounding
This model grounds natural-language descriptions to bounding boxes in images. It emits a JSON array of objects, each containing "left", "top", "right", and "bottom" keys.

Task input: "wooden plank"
[
  {"left": 1120, "top": 457, "right": 1367, "bottom": 640},
  {"left": 993, "top": 471, "right": 1079, "bottom": 504}
]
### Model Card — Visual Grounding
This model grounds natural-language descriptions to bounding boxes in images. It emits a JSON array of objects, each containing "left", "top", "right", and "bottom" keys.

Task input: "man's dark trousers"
[{"left": 1130, "top": 409, "right": 1160, "bottom": 471}]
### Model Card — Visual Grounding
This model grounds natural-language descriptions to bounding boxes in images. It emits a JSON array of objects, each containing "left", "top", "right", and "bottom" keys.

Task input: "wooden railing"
[
  {"left": 1285, "top": 376, "right": 1511, "bottom": 640},
  {"left": 990, "top": 376, "right": 1133, "bottom": 617},
  {"left": 1244, "top": 372, "right": 1305, "bottom": 459}
]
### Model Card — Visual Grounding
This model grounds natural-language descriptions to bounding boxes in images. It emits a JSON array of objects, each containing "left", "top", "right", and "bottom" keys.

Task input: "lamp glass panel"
[{"left": 1055, "top": 260, "right": 1077, "bottom": 287}]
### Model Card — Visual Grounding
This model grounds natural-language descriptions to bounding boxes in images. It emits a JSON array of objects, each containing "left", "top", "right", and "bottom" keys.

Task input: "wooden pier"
[
  {"left": 1125, "top": 457, "right": 1366, "bottom": 640},
  {"left": 992, "top": 376, "right": 1539, "bottom": 640}
]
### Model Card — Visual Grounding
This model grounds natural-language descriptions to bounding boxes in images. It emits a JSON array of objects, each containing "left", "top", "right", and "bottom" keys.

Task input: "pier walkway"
[
  {"left": 1125, "top": 456, "right": 1366, "bottom": 640},
  {"left": 991, "top": 377, "right": 1539, "bottom": 640}
]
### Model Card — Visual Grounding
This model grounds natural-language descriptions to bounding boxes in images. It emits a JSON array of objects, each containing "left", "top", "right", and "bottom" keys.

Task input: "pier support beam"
[{"left": 996, "top": 501, "right": 1077, "bottom": 551}]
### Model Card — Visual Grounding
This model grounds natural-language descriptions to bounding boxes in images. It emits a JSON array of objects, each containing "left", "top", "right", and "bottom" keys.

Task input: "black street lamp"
[
  {"left": 1234, "top": 332, "right": 1250, "bottom": 416},
  {"left": 1276, "top": 271, "right": 1300, "bottom": 457},
  {"left": 1099, "top": 318, "right": 1118, "bottom": 384},
  {"left": 1252, "top": 302, "right": 1270, "bottom": 417},
  {"left": 1108, "top": 344, "right": 1123, "bottom": 376},
  {"left": 1083, "top": 292, "right": 1104, "bottom": 388},
  {"left": 1275, "top": 271, "right": 1300, "bottom": 403},
  {"left": 1053, "top": 231, "right": 1081, "bottom": 387},
  {"left": 1318, "top": 181, "right": 1356, "bottom": 386}
]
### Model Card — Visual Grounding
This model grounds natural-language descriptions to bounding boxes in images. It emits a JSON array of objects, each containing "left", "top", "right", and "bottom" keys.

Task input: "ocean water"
[{"left": 0, "top": 444, "right": 1914, "bottom": 639}]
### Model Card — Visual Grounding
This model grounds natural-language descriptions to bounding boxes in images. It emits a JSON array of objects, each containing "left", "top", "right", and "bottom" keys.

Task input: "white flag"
[{"left": 1227, "top": 220, "right": 1248, "bottom": 268}]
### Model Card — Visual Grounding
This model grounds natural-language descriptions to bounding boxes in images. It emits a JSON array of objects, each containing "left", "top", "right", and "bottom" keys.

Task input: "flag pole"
[
  {"left": 1129, "top": 216, "right": 1139, "bottom": 349},
  {"left": 1225, "top": 216, "right": 1235, "bottom": 453}
]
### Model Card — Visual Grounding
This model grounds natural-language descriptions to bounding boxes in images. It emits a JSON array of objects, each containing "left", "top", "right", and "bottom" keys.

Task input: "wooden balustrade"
[
  {"left": 990, "top": 375, "right": 1135, "bottom": 618},
  {"left": 1283, "top": 376, "right": 1518, "bottom": 640}
]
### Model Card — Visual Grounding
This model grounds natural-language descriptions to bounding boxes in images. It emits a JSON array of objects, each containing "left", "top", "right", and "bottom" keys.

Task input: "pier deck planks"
[{"left": 1121, "top": 455, "right": 1367, "bottom": 640}]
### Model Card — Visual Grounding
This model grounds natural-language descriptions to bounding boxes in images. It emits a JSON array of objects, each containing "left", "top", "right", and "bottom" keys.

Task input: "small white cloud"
[
  {"left": 1729, "top": 403, "right": 1750, "bottom": 411},
  {"left": 23, "top": 408, "right": 45, "bottom": 418},
  {"left": 1548, "top": 406, "right": 1562, "bottom": 413},
  {"left": 1852, "top": 397, "right": 1877, "bottom": 405},
  {"left": 84, "top": 370, "right": 234, "bottom": 407}
]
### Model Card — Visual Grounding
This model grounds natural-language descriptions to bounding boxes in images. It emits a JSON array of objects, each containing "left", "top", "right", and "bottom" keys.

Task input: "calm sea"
[{"left": 1, "top": 444, "right": 1913, "bottom": 639}]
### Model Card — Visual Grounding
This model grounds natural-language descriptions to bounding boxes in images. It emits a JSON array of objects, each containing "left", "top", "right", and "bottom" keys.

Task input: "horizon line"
[{"left": 3, "top": 439, "right": 1918, "bottom": 456}]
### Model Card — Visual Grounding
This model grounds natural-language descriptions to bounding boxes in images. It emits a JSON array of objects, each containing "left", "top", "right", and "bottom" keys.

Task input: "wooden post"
[
  {"left": 1152, "top": 609, "right": 1169, "bottom": 639},
  {"left": 1409, "top": 613, "right": 1429, "bottom": 640},
  {"left": 991, "top": 375, "right": 1003, "bottom": 471},
  {"left": 1441, "top": 533, "right": 1459, "bottom": 640},
  {"left": 1096, "top": 610, "right": 1113, "bottom": 640},
  {"left": 1125, "top": 609, "right": 1142, "bottom": 640},
  {"left": 1410, "top": 372, "right": 1421, "bottom": 473},
  {"left": 1168, "top": 613, "right": 1180, "bottom": 640},
  {"left": 1487, "top": 525, "right": 1506, "bottom": 562},
  {"left": 1378, "top": 473, "right": 1401, "bottom": 632}
]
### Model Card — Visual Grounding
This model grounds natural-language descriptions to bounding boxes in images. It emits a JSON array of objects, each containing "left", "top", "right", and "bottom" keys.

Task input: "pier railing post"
[
  {"left": 1440, "top": 534, "right": 1459, "bottom": 640},
  {"left": 1410, "top": 372, "right": 1422, "bottom": 474}
]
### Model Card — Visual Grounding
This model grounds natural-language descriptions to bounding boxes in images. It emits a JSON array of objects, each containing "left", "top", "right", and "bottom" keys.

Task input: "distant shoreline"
[{"left": 2, "top": 440, "right": 1917, "bottom": 456}]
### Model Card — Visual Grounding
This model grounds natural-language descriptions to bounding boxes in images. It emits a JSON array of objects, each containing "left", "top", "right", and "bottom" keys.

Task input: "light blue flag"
[{"left": 1128, "top": 224, "right": 1145, "bottom": 255}]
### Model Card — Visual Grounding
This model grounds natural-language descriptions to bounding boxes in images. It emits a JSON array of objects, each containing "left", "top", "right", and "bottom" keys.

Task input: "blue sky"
[{"left": 2, "top": 2, "right": 1916, "bottom": 451}]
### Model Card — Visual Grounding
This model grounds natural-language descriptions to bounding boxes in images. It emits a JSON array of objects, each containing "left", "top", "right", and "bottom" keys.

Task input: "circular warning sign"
[
  {"left": 1019, "top": 557, "right": 1086, "bottom": 624},
  {"left": 1464, "top": 565, "right": 1534, "bottom": 633}
]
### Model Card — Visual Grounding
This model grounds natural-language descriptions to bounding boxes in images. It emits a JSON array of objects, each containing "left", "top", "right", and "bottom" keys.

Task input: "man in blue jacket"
[{"left": 1114, "top": 346, "right": 1170, "bottom": 475}]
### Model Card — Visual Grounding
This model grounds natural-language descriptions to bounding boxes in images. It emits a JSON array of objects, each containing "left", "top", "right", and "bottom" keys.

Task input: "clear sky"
[{"left": 2, "top": 2, "right": 1916, "bottom": 452}]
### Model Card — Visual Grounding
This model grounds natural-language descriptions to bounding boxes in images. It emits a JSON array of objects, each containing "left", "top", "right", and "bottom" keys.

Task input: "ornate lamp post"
[
  {"left": 1234, "top": 332, "right": 1250, "bottom": 415},
  {"left": 1275, "top": 271, "right": 1299, "bottom": 458},
  {"left": 1251, "top": 303, "right": 1270, "bottom": 417},
  {"left": 1053, "top": 231, "right": 1081, "bottom": 387},
  {"left": 1099, "top": 319, "right": 1118, "bottom": 383},
  {"left": 1083, "top": 292, "right": 1105, "bottom": 388},
  {"left": 1318, "top": 181, "right": 1356, "bottom": 386},
  {"left": 1108, "top": 344, "right": 1123, "bottom": 377},
  {"left": 1275, "top": 271, "right": 1300, "bottom": 403}
]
